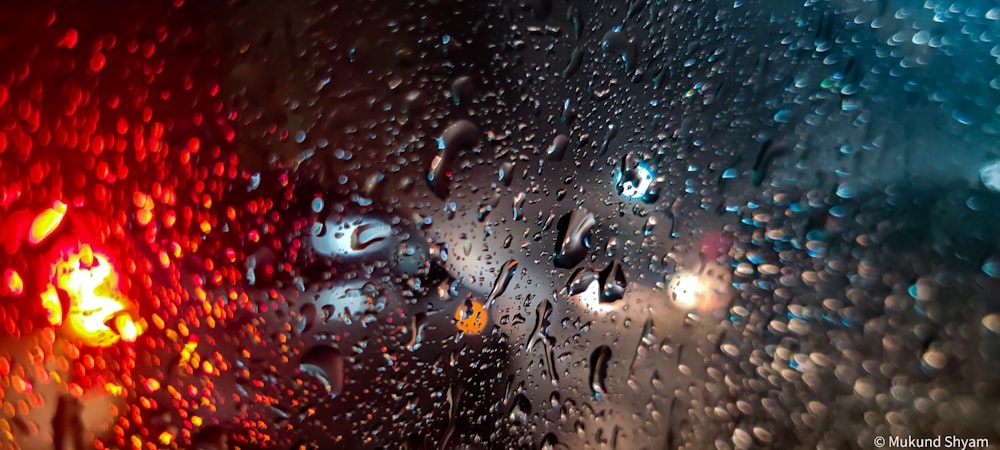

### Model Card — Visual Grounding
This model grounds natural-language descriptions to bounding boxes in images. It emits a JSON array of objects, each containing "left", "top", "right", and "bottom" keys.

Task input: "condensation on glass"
[{"left": 1, "top": 0, "right": 999, "bottom": 449}]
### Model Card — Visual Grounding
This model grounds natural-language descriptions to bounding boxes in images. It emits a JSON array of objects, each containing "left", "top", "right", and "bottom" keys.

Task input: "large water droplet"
[
  {"left": 554, "top": 208, "right": 595, "bottom": 269},
  {"left": 563, "top": 47, "right": 583, "bottom": 78},
  {"left": 541, "top": 433, "right": 568, "bottom": 449},
  {"left": 601, "top": 29, "right": 635, "bottom": 72},
  {"left": 297, "top": 303, "right": 317, "bottom": 333},
  {"left": 598, "top": 259, "right": 627, "bottom": 303},
  {"left": 450, "top": 76, "right": 474, "bottom": 105},
  {"left": 351, "top": 222, "right": 389, "bottom": 251},
  {"left": 567, "top": 267, "right": 597, "bottom": 296},
  {"left": 615, "top": 152, "right": 655, "bottom": 201},
  {"left": 561, "top": 98, "right": 577, "bottom": 124},
  {"left": 312, "top": 215, "right": 392, "bottom": 259},
  {"left": 299, "top": 345, "right": 345, "bottom": 396},
  {"left": 546, "top": 134, "right": 570, "bottom": 161},
  {"left": 440, "top": 383, "right": 464, "bottom": 449},
  {"left": 509, "top": 393, "right": 532, "bottom": 423},
  {"left": 499, "top": 161, "right": 514, "bottom": 186},
  {"left": 427, "top": 120, "right": 480, "bottom": 199},
  {"left": 527, "top": 298, "right": 558, "bottom": 382},
  {"left": 589, "top": 345, "right": 612, "bottom": 400},
  {"left": 486, "top": 259, "right": 518, "bottom": 307}
]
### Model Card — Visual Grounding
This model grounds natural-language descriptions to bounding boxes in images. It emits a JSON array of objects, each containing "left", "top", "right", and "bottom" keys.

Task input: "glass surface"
[{"left": 1, "top": 0, "right": 1000, "bottom": 448}]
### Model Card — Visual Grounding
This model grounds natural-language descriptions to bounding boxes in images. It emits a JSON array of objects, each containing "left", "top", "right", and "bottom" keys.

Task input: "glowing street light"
[{"left": 50, "top": 248, "right": 145, "bottom": 347}]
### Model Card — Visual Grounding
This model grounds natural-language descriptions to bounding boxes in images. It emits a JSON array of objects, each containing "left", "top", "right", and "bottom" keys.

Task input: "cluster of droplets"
[{"left": 3, "top": 0, "right": 1000, "bottom": 448}]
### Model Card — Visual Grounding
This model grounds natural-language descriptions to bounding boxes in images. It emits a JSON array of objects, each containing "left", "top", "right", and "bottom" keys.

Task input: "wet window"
[{"left": 2, "top": 0, "right": 1000, "bottom": 449}]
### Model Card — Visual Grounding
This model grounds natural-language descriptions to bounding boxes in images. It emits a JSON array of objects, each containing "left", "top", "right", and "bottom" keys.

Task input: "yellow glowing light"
[
  {"left": 28, "top": 200, "right": 68, "bottom": 245},
  {"left": 669, "top": 264, "right": 734, "bottom": 313},
  {"left": 53, "top": 250, "right": 144, "bottom": 347},
  {"left": 158, "top": 431, "right": 174, "bottom": 445},
  {"left": 670, "top": 273, "right": 703, "bottom": 310},
  {"left": 104, "top": 383, "right": 125, "bottom": 397},
  {"left": 178, "top": 339, "right": 199, "bottom": 368},
  {"left": 4, "top": 269, "right": 24, "bottom": 296},
  {"left": 144, "top": 378, "right": 161, "bottom": 393},
  {"left": 40, "top": 284, "right": 63, "bottom": 326},
  {"left": 114, "top": 314, "right": 142, "bottom": 343}
]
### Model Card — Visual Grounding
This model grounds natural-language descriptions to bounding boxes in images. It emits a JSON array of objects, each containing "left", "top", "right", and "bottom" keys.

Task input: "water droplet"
[
  {"left": 598, "top": 260, "right": 627, "bottom": 303},
  {"left": 568, "top": 267, "right": 597, "bottom": 295},
  {"left": 298, "top": 303, "right": 317, "bottom": 333},
  {"left": 561, "top": 98, "right": 577, "bottom": 124},
  {"left": 299, "top": 345, "right": 345, "bottom": 396},
  {"left": 541, "top": 433, "right": 567, "bottom": 449},
  {"left": 427, "top": 120, "right": 480, "bottom": 199},
  {"left": 450, "top": 76, "right": 474, "bottom": 105},
  {"left": 605, "top": 237, "right": 618, "bottom": 257},
  {"left": 512, "top": 191, "right": 526, "bottom": 221},
  {"left": 554, "top": 208, "right": 595, "bottom": 269},
  {"left": 351, "top": 222, "right": 389, "bottom": 251},
  {"left": 486, "top": 259, "right": 518, "bottom": 307},
  {"left": 601, "top": 29, "right": 635, "bottom": 72},
  {"left": 310, "top": 197, "right": 325, "bottom": 213},
  {"left": 546, "top": 134, "right": 570, "bottom": 161},
  {"left": 615, "top": 152, "right": 655, "bottom": 201},
  {"left": 983, "top": 314, "right": 1000, "bottom": 333},
  {"left": 563, "top": 47, "right": 583, "bottom": 78},
  {"left": 733, "top": 427, "right": 753, "bottom": 450},
  {"left": 528, "top": 298, "right": 558, "bottom": 382},
  {"left": 982, "top": 256, "right": 1000, "bottom": 278},
  {"left": 589, "top": 345, "right": 612, "bottom": 400},
  {"left": 312, "top": 215, "right": 392, "bottom": 259},
  {"left": 921, "top": 345, "right": 947, "bottom": 371},
  {"left": 753, "top": 427, "right": 774, "bottom": 444},
  {"left": 499, "top": 161, "right": 514, "bottom": 186},
  {"left": 629, "top": 318, "right": 655, "bottom": 379},
  {"left": 406, "top": 313, "right": 428, "bottom": 351},
  {"left": 642, "top": 217, "right": 656, "bottom": 236},
  {"left": 982, "top": 163, "right": 1000, "bottom": 191},
  {"left": 477, "top": 204, "right": 492, "bottom": 222},
  {"left": 509, "top": 393, "right": 532, "bottom": 423},
  {"left": 440, "top": 384, "right": 463, "bottom": 448}
]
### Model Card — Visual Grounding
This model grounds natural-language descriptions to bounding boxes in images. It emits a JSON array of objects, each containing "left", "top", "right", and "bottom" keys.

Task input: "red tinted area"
[{"left": 699, "top": 230, "right": 732, "bottom": 261}]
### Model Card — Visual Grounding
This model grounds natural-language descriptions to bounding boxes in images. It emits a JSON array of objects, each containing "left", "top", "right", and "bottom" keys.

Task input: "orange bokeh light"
[{"left": 454, "top": 299, "right": 487, "bottom": 334}]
